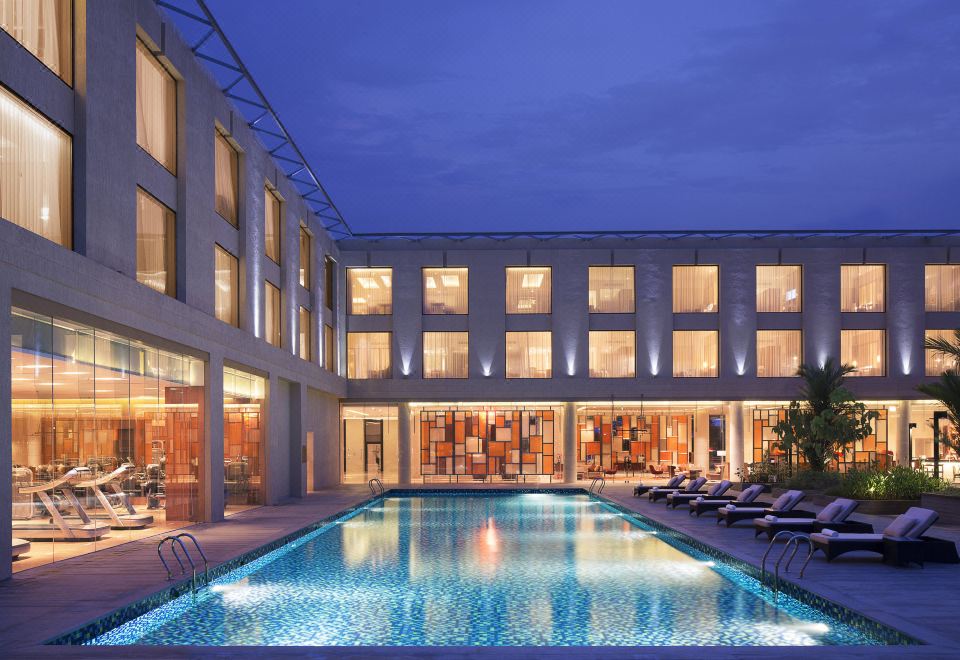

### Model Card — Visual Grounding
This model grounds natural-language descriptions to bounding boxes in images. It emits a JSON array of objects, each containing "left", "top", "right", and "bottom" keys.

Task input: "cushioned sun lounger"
[
  {"left": 717, "top": 489, "right": 809, "bottom": 527},
  {"left": 752, "top": 497, "right": 871, "bottom": 539},
  {"left": 634, "top": 473, "right": 685, "bottom": 497},
  {"left": 649, "top": 476, "right": 707, "bottom": 502},
  {"left": 12, "top": 538, "right": 30, "bottom": 558},
  {"left": 12, "top": 468, "right": 111, "bottom": 541},
  {"left": 74, "top": 464, "right": 153, "bottom": 529},
  {"left": 668, "top": 480, "right": 732, "bottom": 509},
  {"left": 689, "top": 484, "right": 767, "bottom": 517}
]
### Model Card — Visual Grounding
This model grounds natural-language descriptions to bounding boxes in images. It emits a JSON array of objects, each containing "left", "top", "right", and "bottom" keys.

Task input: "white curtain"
[
  {"left": 672, "top": 331, "right": 718, "bottom": 377},
  {"left": 506, "top": 331, "right": 552, "bottom": 378},
  {"left": 589, "top": 266, "right": 635, "bottom": 313},
  {"left": 841, "top": 329, "right": 885, "bottom": 376},
  {"left": 214, "top": 246, "right": 238, "bottom": 327},
  {"left": 264, "top": 188, "right": 281, "bottom": 262},
  {"left": 756, "top": 330, "right": 801, "bottom": 377},
  {"left": 298, "top": 307, "right": 311, "bottom": 360},
  {"left": 0, "top": 0, "right": 71, "bottom": 83},
  {"left": 265, "top": 282, "right": 281, "bottom": 347},
  {"left": 925, "top": 265, "right": 960, "bottom": 312},
  {"left": 756, "top": 265, "right": 801, "bottom": 312},
  {"left": 423, "top": 332, "right": 469, "bottom": 378},
  {"left": 841, "top": 265, "right": 885, "bottom": 312},
  {"left": 0, "top": 85, "right": 71, "bottom": 247},
  {"left": 214, "top": 132, "right": 238, "bottom": 225},
  {"left": 299, "top": 227, "right": 311, "bottom": 289},
  {"left": 589, "top": 331, "right": 635, "bottom": 378},
  {"left": 673, "top": 266, "right": 718, "bottom": 313},
  {"left": 136, "top": 189, "right": 174, "bottom": 295},
  {"left": 926, "top": 330, "right": 959, "bottom": 375},
  {"left": 136, "top": 39, "right": 176, "bottom": 172},
  {"left": 348, "top": 332, "right": 391, "bottom": 379},
  {"left": 423, "top": 267, "right": 468, "bottom": 314},
  {"left": 506, "top": 267, "right": 551, "bottom": 313},
  {"left": 348, "top": 268, "right": 392, "bottom": 315}
]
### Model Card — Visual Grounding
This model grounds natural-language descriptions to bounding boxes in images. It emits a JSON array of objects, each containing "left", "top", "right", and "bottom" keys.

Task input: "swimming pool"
[{"left": 85, "top": 492, "right": 906, "bottom": 646}]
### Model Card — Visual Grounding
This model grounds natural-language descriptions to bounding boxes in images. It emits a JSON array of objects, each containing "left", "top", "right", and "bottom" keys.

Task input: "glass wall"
[
  {"left": 673, "top": 266, "right": 718, "bottom": 313},
  {"left": 423, "top": 267, "right": 468, "bottom": 314},
  {"left": 422, "top": 331, "right": 468, "bottom": 379},
  {"left": 223, "top": 367, "right": 265, "bottom": 511},
  {"left": 0, "top": 0, "right": 72, "bottom": 83},
  {"left": 672, "top": 330, "right": 718, "bottom": 377},
  {"left": 136, "top": 38, "right": 176, "bottom": 173},
  {"left": 588, "top": 266, "right": 634, "bottom": 313},
  {"left": 214, "top": 131, "right": 238, "bottom": 226},
  {"left": 342, "top": 404, "right": 399, "bottom": 484},
  {"left": 136, "top": 188, "right": 175, "bottom": 297},
  {"left": 348, "top": 268, "right": 393, "bottom": 315},
  {"left": 841, "top": 264, "right": 885, "bottom": 312},
  {"left": 505, "top": 267, "right": 551, "bottom": 314},
  {"left": 588, "top": 330, "right": 635, "bottom": 378},
  {"left": 505, "top": 331, "right": 552, "bottom": 379},
  {"left": 841, "top": 329, "right": 885, "bottom": 376},
  {"left": 925, "top": 265, "right": 960, "bottom": 312},
  {"left": 756, "top": 265, "right": 801, "bottom": 312},
  {"left": 347, "top": 332, "right": 391, "bottom": 379},
  {"left": 756, "top": 330, "right": 801, "bottom": 377},
  {"left": 909, "top": 401, "right": 960, "bottom": 483}
]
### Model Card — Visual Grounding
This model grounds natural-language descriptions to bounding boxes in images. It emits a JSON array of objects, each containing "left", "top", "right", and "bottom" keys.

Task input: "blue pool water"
[{"left": 91, "top": 493, "right": 896, "bottom": 646}]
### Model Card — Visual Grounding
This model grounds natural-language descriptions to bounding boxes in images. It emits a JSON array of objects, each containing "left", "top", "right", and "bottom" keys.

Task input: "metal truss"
[{"left": 155, "top": 0, "right": 352, "bottom": 238}]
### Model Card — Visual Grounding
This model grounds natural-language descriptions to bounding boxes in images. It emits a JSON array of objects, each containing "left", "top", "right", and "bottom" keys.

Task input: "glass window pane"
[
  {"left": 423, "top": 332, "right": 469, "bottom": 378},
  {"left": 324, "top": 257, "right": 336, "bottom": 310},
  {"left": 136, "top": 189, "right": 175, "bottom": 296},
  {"left": 506, "top": 331, "right": 552, "bottom": 378},
  {"left": 841, "top": 265, "right": 885, "bottom": 312},
  {"left": 264, "top": 188, "right": 280, "bottom": 263},
  {"left": 348, "top": 268, "right": 392, "bottom": 315},
  {"left": 214, "top": 132, "right": 238, "bottom": 226},
  {"left": 347, "top": 332, "right": 391, "bottom": 379},
  {"left": 673, "top": 266, "right": 718, "bottom": 313},
  {"left": 423, "top": 267, "right": 468, "bottom": 314},
  {"left": 589, "top": 266, "right": 635, "bottom": 313},
  {"left": 673, "top": 330, "right": 719, "bottom": 377},
  {"left": 298, "top": 307, "right": 311, "bottom": 360},
  {"left": 506, "top": 267, "right": 551, "bottom": 314},
  {"left": 589, "top": 330, "right": 635, "bottom": 378},
  {"left": 299, "top": 227, "right": 311, "bottom": 289},
  {"left": 324, "top": 324, "right": 335, "bottom": 372},
  {"left": 756, "top": 265, "right": 801, "bottom": 312},
  {"left": 265, "top": 282, "right": 281, "bottom": 347},
  {"left": 841, "top": 329, "right": 885, "bottom": 376},
  {"left": 0, "top": 0, "right": 72, "bottom": 83},
  {"left": 223, "top": 367, "right": 265, "bottom": 510},
  {"left": 925, "top": 265, "right": 960, "bottom": 312},
  {"left": 214, "top": 245, "right": 238, "bottom": 327},
  {"left": 925, "top": 329, "right": 958, "bottom": 375},
  {"left": 136, "top": 39, "right": 176, "bottom": 173},
  {"left": 756, "top": 330, "right": 801, "bottom": 377}
]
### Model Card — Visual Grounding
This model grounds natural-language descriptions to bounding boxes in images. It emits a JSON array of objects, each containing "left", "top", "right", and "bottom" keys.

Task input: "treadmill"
[
  {"left": 12, "top": 468, "right": 111, "bottom": 541},
  {"left": 74, "top": 464, "right": 154, "bottom": 529}
]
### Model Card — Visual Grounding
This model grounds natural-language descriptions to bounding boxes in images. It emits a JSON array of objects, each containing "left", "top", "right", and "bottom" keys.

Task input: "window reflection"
[{"left": 223, "top": 367, "right": 265, "bottom": 511}]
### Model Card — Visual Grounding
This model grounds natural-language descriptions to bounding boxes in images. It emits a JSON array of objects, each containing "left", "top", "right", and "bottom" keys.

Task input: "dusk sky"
[{"left": 208, "top": 0, "right": 960, "bottom": 234}]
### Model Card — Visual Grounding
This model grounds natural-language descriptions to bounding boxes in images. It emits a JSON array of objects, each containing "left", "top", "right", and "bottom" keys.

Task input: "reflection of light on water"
[
  {"left": 210, "top": 578, "right": 278, "bottom": 606},
  {"left": 702, "top": 560, "right": 716, "bottom": 567},
  {"left": 485, "top": 517, "right": 500, "bottom": 551},
  {"left": 747, "top": 621, "right": 830, "bottom": 645}
]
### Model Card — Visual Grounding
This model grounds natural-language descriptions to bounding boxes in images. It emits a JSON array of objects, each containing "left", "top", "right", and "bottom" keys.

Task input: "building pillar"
[
  {"left": 563, "top": 401, "right": 577, "bottom": 483},
  {"left": 694, "top": 408, "right": 710, "bottom": 472},
  {"left": 203, "top": 351, "right": 225, "bottom": 523},
  {"left": 0, "top": 286, "right": 12, "bottom": 580},
  {"left": 289, "top": 382, "right": 307, "bottom": 498},
  {"left": 398, "top": 402, "right": 411, "bottom": 485},
  {"left": 726, "top": 400, "right": 745, "bottom": 483},
  {"left": 896, "top": 400, "right": 911, "bottom": 467}
]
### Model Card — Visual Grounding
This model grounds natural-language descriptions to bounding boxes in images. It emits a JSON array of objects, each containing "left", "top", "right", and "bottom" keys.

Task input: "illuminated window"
[
  {"left": 841, "top": 329, "right": 885, "bottom": 377},
  {"left": 136, "top": 39, "right": 176, "bottom": 173},
  {"left": 136, "top": 188, "right": 175, "bottom": 296},
  {"left": 423, "top": 267, "right": 468, "bottom": 314},
  {"left": 673, "top": 330, "right": 719, "bottom": 377},
  {"left": 214, "top": 131, "right": 238, "bottom": 226},
  {"left": 589, "top": 266, "right": 635, "bottom": 313},
  {"left": 0, "top": 0, "right": 72, "bottom": 83},
  {"left": 925, "top": 330, "right": 959, "bottom": 376},
  {"left": 299, "top": 226, "right": 311, "bottom": 289},
  {"left": 347, "top": 332, "right": 391, "bottom": 379},
  {"left": 506, "top": 331, "right": 552, "bottom": 378},
  {"left": 214, "top": 245, "right": 238, "bottom": 327},
  {"left": 423, "top": 332, "right": 469, "bottom": 379},
  {"left": 324, "top": 324, "right": 335, "bottom": 372},
  {"left": 589, "top": 331, "right": 635, "bottom": 378},
  {"left": 298, "top": 307, "right": 311, "bottom": 360},
  {"left": 756, "top": 265, "right": 801, "bottom": 312},
  {"left": 348, "top": 268, "right": 392, "bottom": 315},
  {"left": 925, "top": 265, "right": 960, "bottom": 312},
  {"left": 265, "top": 282, "right": 281, "bottom": 347},
  {"left": 756, "top": 330, "right": 801, "bottom": 377},
  {"left": 506, "top": 267, "right": 551, "bottom": 314},
  {"left": 673, "top": 266, "right": 718, "bottom": 313},
  {"left": 264, "top": 187, "right": 280, "bottom": 263},
  {"left": 841, "top": 265, "right": 885, "bottom": 312},
  {"left": 324, "top": 256, "right": 336, "bottom": 309}
]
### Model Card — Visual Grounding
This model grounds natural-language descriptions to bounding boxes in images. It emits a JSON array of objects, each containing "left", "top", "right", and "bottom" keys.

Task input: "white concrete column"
[
  {"left": 289, "top": 382, "right": 307, "bottom": 498},
  {"left": 398, "top": 402, "right": 411, "bottom": 485},
  {"left": 1, "top": 286, "right": 12, "bottom": 580},
  {"left": 563, "top": 402, "right": 577, "bottom": 483},
  {"left": 726, "top": 400, "right": 745, "bottom": 482},
  {"left": 203, "top": 351, "right": 225, "bottom": 522},
  {"left": 694, "top": 409, "right": 710, "bottom": 472},
  {"left": 896, "top": 400, "right": 911, "bottom": 466}
]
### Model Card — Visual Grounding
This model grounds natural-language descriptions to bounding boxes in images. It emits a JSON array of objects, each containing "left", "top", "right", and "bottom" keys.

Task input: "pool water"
[{"left": 91, "top": 493, "right": 893, "bottom": 646}]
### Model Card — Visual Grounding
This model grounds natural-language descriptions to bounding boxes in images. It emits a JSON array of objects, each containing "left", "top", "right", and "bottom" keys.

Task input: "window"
[
  {"left": 264, "top": 187, "right": 280, "bottom": 263},
  {"left": 589, "top": 266, "right": 635, "bottom": 313},
  {"left": 756, "top": 330, "right": 801, "bottom": 377},
  {"left": 925, "top": 265, "right": 960, "bottom": 312},
  {"left": 347, "top": 332, "right": 391, "bottom": 379},
  {"left": 925, "top": 330, "right": 959, "bottom": 376},
  {"left": 0, "top": 0, "right": 72, "bottom": 83},
  {"left": 673, "top": 330, "right": 719, "bottom": 377},
  {"left": 589, "top": 330, "right": 635, "bottom": 378},
  {"left": 136, "top": 188, "right": 175, "bottom": 296},
  {"left": 214, "top": 245, "right": 238, "bottom": 327},
  {"left": 841, "top": 329, "right": 885, "bottom": 377},
  {"left": 0, "top": 85, "right": 71, "bottom": 247},
  {"left": 756, "top": 265, "right": 801, "bottom": 312},
  {"left": 299, "top": 226, "right": 311, "bottom": 289},
  {"left": 324, "top": 324, "right": 335, "bottom": 372},
  {"left": 348, "top": 268, "right": 392, "bottom": 315},
  {"left": 423, "top": 332, "right": 469, "bottom": 379},
  {"left": 324, "top": 256, "right": 336, "bottom": 309},
  {"left": 841, "top": 265, "right": 885, "bottom": 312},
  {"left": 506, "top": 266, "right": 551, "bottom": 314},
  {"left": 673, "top": 266, "right": 718, "bottom": 313},
  {"left": 265, "top": 281, "right": 281, "bottom": 347},
  {"left": 506, "top": 331, "right": 552, "bottom": 378},
  {"left": 298, "top": 307, "right": 311, "bottom": 360},
  {"left": 423, "top": 267, "right": 468, "bottom": 314},
  {"left": 214, "top": 131, "right": 238, "bottom": 226},
  {"left": 136, "top": 38, "right": 176, "bottom": 173}
]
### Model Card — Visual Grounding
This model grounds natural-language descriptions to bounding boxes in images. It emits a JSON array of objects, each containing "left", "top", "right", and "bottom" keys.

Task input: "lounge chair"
[
  {"left": 717, "top": 489, "right": 809, "bottom": 527},
  {"left": 811, "top": 507, "right": 960, "bottom": 566},
  {"left": 752, "top": 497, "right": 871, "bottom": 539},
  {"left": 667, "top": 479, "right": 732, "bottom": 509},
  {"left": 649, "top": 476, "right": 707, "bottom": 502},
  {"left": 12, "top": 538, "right": 30, "bottom": 558},
  {"left": 689, "top": 484, "right": 767, "bottom": 517},
  {"left": 634, "top": 473, "right": 685, "bottom": 497}
]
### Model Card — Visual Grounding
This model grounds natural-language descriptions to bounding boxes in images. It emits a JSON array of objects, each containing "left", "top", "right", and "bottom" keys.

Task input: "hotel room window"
[
  {"left": 506, "top": 331, "right": 552, "bottom": 378},
  {"left": 925, "top": 265, "right": 960, "bottom": 312},
  {"left": 324, "top": 324, "right": 335, "bottom": 372},
  {"left": 841, "top": 329, "right": 885, "bottom": 376},
  {"left": 506, "top": 266, "right": 551, "bottom": 314},
  {"left": 423, "top": 267, "right": 468, "bottom": 314},
  {"left": 298, "top": 307, "right": 311, "bottom": 360},
  {"left": 347, "top": 332, "right": 391, "bottom": 379},
  {"left": 841, "top": 265, "right": 885, "bottom": 312},
  {"left": 324, "top": 256, "right": 336, "bottom": 309},
  {"left": 299, "top": 226, "right": 311, "bottom": 289},
  {"left": 348, "top": 268, "right": 392, "bottom": 315},
  {"left": 265, "top": 281, "right": 281, "bottom": 347},
  {"left": 136, "top": 188, "right": 175, "bottom": 296},
  {"left": 673, "top": 330, "right": 719, "bottom": 377},
  {"left": 136, "top": 38, "right": 176, "bottom": 173},
  {"left": 925, "top": 330, "right": 959, "bottom": 376},
  {"left": 214, "top": 245, "right": 239, "bottom": 327},
  {"left": 756, "top": 330, "right": 801, "bottom": 377},
  {"left": 588, "top": 330, "right": 636, "bottom": 378},
  {"left": 214, "top": 131, "right": 238, "bottom": 226},
  {"left": 673, "top": 266, "right": 719, "bottom": 313},
  {"left": 588, "top": 266, "right": 635, "bottom": 313},
  {"left": 264, "top": 187, "right": 281, "bottom": 263},
  {"left": 756, "top": 265, "right": 801, "bottom": 312},
  {"left": 0, "top": 85, "right": 71, "bottom": 247},
  {"left": 0, "top": 0, "right": 72, "bottom": 83},
  {"left": 423, "top": 332, "right": 469, "bottom": 379}
]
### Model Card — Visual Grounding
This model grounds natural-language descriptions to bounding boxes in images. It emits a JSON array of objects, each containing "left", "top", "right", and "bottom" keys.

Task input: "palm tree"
[
  {"left": 797, "top": 359, "right": 856, "bottom": 415},
  {"left": 917, "top": 373, "right": 960, "bottom": 454},
  {"left": 923, "top": 329, "right": 960, "bottom": 370}
]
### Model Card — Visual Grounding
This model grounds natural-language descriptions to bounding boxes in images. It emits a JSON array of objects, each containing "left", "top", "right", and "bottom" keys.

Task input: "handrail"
[
  {"left": 158, "top": 536, "right": 191, "bottom": 580},
  {"left": 174, "top": 532, "right": 209, "bottom": 584},
  {"left": 761, "top": 530, "right": 799, "bottom": 589},
  {"left": 772, "top": 534, "right": 813, "bottom": 594},
  {"left": 157, "top": 533, "right": 209, "bottom": 593},
  {"left": 589, "top": 476, "right": 605, "bottom": 494},
  {"left": 368, "top": 478, "right": 384, "bottom": 495},
  {"left": 784, "top": 534, "right": 814, "bottom": 578}
]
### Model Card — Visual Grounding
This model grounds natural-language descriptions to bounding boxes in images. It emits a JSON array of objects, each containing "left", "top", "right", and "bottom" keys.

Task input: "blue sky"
[{"left": 209, "top": 0, "right": 960, "bottom": 233}]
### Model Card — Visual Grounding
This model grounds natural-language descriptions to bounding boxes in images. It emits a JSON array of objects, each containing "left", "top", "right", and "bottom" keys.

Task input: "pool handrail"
[{"left": 368, "top": 478, "right": 384, "bottom": 495}]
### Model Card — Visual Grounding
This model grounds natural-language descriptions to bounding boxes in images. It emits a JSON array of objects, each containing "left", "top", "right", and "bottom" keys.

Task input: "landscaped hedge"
[{"left": 825, "top": 466, "right": 947, "bottom": 501}]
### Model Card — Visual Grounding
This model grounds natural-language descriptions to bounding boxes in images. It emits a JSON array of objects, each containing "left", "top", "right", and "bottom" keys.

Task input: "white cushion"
[
  {"left": 819, "top": 528, "right": 839, "bottom": 537},
  {"left": 764, "top": 515, "right": 778, "bottom": 522},
  {"left": 696, "top": 496, "right": 704, "bottom": 502},
  {"left": 725, "top": 503, "right": 736, "bottom": 510}
]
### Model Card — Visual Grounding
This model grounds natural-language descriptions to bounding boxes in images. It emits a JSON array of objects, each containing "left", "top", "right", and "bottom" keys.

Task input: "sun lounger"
[
  {"left": 689, "top": 484, "right": 767, "bottom": 517},
  {"left": 12, "top": 538, "right": 30, "bottom": 558},
  {"left": 649, "top": 476, "right": 706, "bottom": 502},
  {"left": 634, "top": 473, "right": 685, "bottom": 497},
  {"left": 667, "top": 480, "right": 732, "bottom": 508},
  {"left": 752, "top": 497, "right": 871, "bottom": 539},
  {"left": 74, "top": 464, "right": 154, "bottom": 529},
  {"left": 12, "top": 468, "right": 111, "bottom": 541},
  {"left": 717, "top": 489, "right": 809, "bottom": 527}
]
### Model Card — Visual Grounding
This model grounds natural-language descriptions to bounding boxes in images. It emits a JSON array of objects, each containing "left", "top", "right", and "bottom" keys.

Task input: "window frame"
[
  {"left": 135, "top": 37, "right": 177, "bottom": 175},
  {"left": 505, "top": 266, "right": 553, "bottom": 315},
  {"left": 924, "top": 264, "right": 960, "bottom": 312},
  {"left": 755, "top": 329, "right": 803, "bottom": 378},
  {"left": 422, "top": 331, "right": 470, "bottom": 379},
  {"left": 135, "top": 186, "right": 176, "bottom": 297},
  {"left": 840, "top": 329, "right": 887, "bottom": 377},
  {"left": 588, "top": 330, "right": 637, "bottom": 379},
  {"left": 346, "top": 331, "right": 392, "bottom": 380},
  {"left": 840, "top": 264, "right": 886, "bottom": 313},
  {"left": 298, "top": 306, "right": 311, "bottom": 361},
  {"left": 347, "top": 267, "right": 393, "bottom": 316},
  {"left": 214, "top": 129, "right": 239, "bottom": 227},
  {"left": 672, "top": 330, "right": 720, "bottom": 378},
  {"left": 213, "top": 243, "right": 239, "bottom": 327},
  {"left": 264, "top": 280, "right": 282, "bottom": 347},
  {"left": 755, "top": 264, "right": 803, "bottom": 313},
  {"left": 264, "top": 185, "right": 281, "bottom": 264},
  {"left": 588, "top": 265, "right": 636, "bottom": 314},
  {"left": 299, "top": 225, "right": 312, "bottom": 290},
  {"left": 505, "top": 331, "right": 553, "bottom": 379},
  {"left": 422, "top": 266, "right": 469, "bottom": 315},
  {"left": 672, "top": 265, "right": 720, "bottom": 314},
  {"left": 0, "top": 0, "right": 74, "bottom": 86}
]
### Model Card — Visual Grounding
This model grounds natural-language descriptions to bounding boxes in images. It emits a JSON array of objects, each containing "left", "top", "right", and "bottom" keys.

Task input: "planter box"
[
  {"left": 852, "top": 499, "right": 919, "bottom": 515},
  {"left": 921, "top": 493, "right": 960, "bottom": 525}
]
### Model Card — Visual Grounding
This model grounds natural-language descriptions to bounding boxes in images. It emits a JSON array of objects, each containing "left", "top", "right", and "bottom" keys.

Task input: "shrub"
[
  {"left": 737, "top": 460, "right": 791, "bottom": 484},
  {"left": 786, "top": 469, "right": 842, "bottom": 492},
  {"left": 827, "top": 466, "right": 948, "bottom": 500}
]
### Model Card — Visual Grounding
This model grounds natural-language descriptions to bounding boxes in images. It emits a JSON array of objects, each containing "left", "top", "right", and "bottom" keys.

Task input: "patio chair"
[
  {"left": 717, "top": 489, "right": 809, "bottom": 527},
  {"left": 649, "top": 476, "right": 706, "bottom": 502},
  {"left": 667, "top": 480, "right": 732, "bottom": 509},
  {"left": 752, "top": 497, "right": 871, "bottom": 539},
  {"left": 688, "top": 484, "right": 767, "bottom": 517},
  {"left": 634, "top": 473, "right": 685, "bottom": 497}
]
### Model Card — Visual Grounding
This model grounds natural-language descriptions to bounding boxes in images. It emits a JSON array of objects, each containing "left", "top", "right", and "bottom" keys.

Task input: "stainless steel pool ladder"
[
  {"left": 761, "top": 530, "right": 814, "bottom": 594},
  {"left": 368, "top": 478, "right": 384, "bottom": 495},
  {"left": 589, "top": 476, "right": 605, "bottom": 494},
  {"left": 158, "top": 532, "right": 210, "bottom": 594}
]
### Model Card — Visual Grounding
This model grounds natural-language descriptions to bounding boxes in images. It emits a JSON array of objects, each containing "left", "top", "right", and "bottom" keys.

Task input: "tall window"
[
  {"left": 214, "top": 131, "right": 238, "bottom": 226},
  {"left": 214, "top": 245, "right": 239, "bottom": 327},
  {"left": 589, "top": 330, "right": 635, "bottom": 378},
  {"left": 264, "top": 187, "right": 280, "bottom": 263},
  {"left": 324, "top": 324, "right": 335, "bottom": 372},
  {"left": 756, "top": 330, "right": 801, "bottom": 377},
  {"left": 673, "top": 266, "right": 718, "bottom": 313},
  {"left": 0, "top": 85, "right": 71, "bottom": 247},
  {"left": 506, "top": 267, "right": 551, "bottom": 314},
  {"left": 348, "top": 268, "right": 392, "bottom": 315},
  {"left": 589, "top": 266, "right": 635, "bottom": 313},
  {"left": 136, "top": 38, "right": 176, "bottom": 173},
  {"left": 136, "top": 188, "right": 175, "bottom": 296},
  {"left": 0, "top": 0, "right": 72, "bottom": 83},
  {"left": 925, "top": 265, "right": 960, "bottom": 312},
  {"left": 841, "top": 329, "right": 885, "bottom": 376},
  {"left": 298, "top": 307, "right": 311, "bottom": 360},
  {"left": 299, "top": 226, "right": 311, "bottom": 289},
  {"left": 756, "top": 265, "right": 801, "bottom": 312},
  {"left": 926, "top": 330, "right": 960, "bottom": 376},
  {"left": 423, "top": 267, "right": 468, "bottom": 314},
  {"left": 506, "top": 331, "right": 552, "bottom": 378},
  {"left": 324, "top": 256, "right": 335, "bottom": 309},
  {"left": 347, "top": 332, "right": 391, "bottom": 379},
  {"left": 423, "top": 332, "right": 469, "bottom": 378},
  {"left": 673, "top": 330, "right": 719, "bottom": 377},
  {"left": 841, "top": 265, "right": 885, "bottom": 312},
  {"left": 265, "top": 282, "right": 281, "bottom": 347}
]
